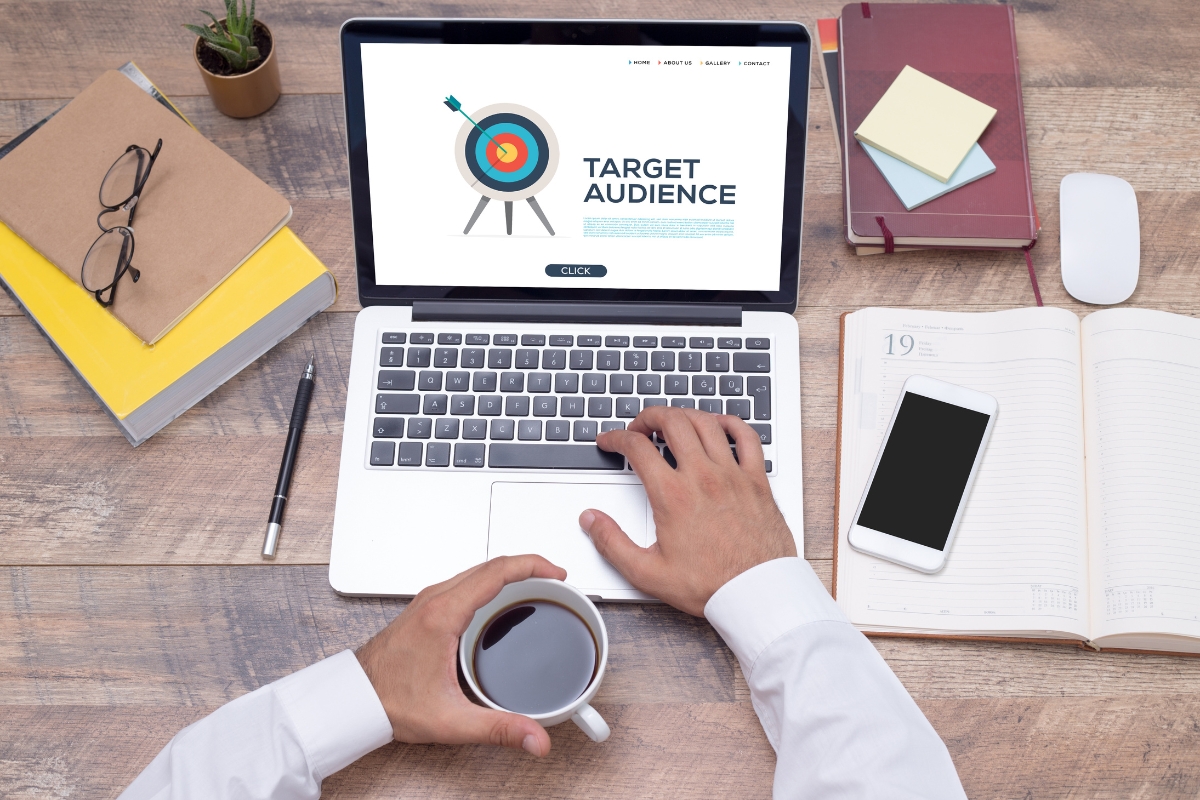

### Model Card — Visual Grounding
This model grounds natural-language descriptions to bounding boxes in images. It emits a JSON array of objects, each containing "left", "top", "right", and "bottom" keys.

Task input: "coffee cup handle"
[{"left": 570, "top": 703, "right": 610, "bottom": 743}]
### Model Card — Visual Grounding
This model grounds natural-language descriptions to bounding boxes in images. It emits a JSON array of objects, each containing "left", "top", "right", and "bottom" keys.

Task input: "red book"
[{"left": 839, "top": 3, "right": 1039, "bottom": 252}]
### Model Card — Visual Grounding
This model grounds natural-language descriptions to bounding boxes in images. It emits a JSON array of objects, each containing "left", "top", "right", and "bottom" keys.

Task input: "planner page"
[
  {"left": 836, "top": 307, "right": 1090, "bottom": 638},
  {"left": 1082, "top": 309, "right": 1200, "bottom": 651}
]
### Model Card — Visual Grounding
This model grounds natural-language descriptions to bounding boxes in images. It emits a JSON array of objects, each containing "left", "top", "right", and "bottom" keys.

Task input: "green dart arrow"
[{"left": 444, "top": 95, "right": 511, "bottom": 162}]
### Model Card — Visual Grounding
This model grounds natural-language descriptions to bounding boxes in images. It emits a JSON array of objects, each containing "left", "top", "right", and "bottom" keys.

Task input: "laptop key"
[
  {"left": 678, "top": 352, "right": 703, "bottom": 372},
  {"left": 549, "top": 335, "right": 573, "bottom": 346},
  {"left": 519, "top": 420, "right": 542, "bottom": 440},
  {"left": 726, "top": 399, "right": 751, "bottom": 419},
  {"left": 699, "top": 398, "right": 722, "bottom": 413},
  {"left": 582, "top": 374, "right": 606, "bottom": 393},
  {"left": 664, "top": 375, "right": 688, "bottom": 395},
  {"left": 435, "top": 419, "right": 460, "bottom": 439},
  {"left": 574, "top": 420, "right": 598, "bottom": 441},
  {"left": 561, "top": 397, "right": 585, "bottom": 417},
  {"left": 705, "top": 352, "right": 729, "bottom": 372},
  {"left": 588, "top": 397, "right": 612, "bottom": 418},
  {"left": 373, "top": 417, "right": 404, "bottom": 438},
  {"left": 533, "top": 396, "right": 557, "bottom": 416},
  {"left": 634, "top": 336, "right": 657, "bottom": 348},
  {"left": 488, "top": 443, "right": 624, "bottom": 470},
  {"left": 750, "top": 423, "right": 772, "bottom": 444},
  {"left": 407, "top": 418, "right": 432, "bottom": 439},
  {"left": 651, "top": 351, "right": 675, "bottom": 371},
  {"left": 764, "top": 460, "right": 773, "bottom": 473},
  {"left": 662, "top": 447, "right": 677, "bottom": 469},
  {"left": 419, "top": 371, "right": 443, "bottom": 391},
  {"left": 423, "top": 394, "right": 448, "bottom": 415},
  {"left": 462, "top": 419, "right": 487, "bottom": 439},
  {"left": 746, "top": 337, "right": 771, "bottom": 350},
  {"left": 644, "top": 398, "right": 668, "bottom": 407},
  {"left": 545, "top": 420, "right": 570, "bottom": 441},
  {"left": 720, "top": 375, "right": 743, "bottom": 396},
  {"left": 490, "top": 419, "right": 515, "bottom": 440},
  {"left": 434, "top": 348, "right": 458, "bottom": 368},
  {"left": 569, "top": 350, "right": 593, "bottom": 370},
  {"left": 624, "top": 351, "right": 648, "bottom": 371},
  {"left": 383, "top": 332, "right": 406, "bottom": 344},
  {"left": 410, "top": 333, "right": 434, "bottom": 344},
  {"left": 692, "top": 375, "right": 716, "bottom": 395},
  {"left": 638, "top": 374, "right": 661, "bottom": 395},
  {"left": 597, "top": 350, "right": 621, "bottom": 370},
  {"left": 475, "top": 395, "right": 499, "bottom": 417},
  {"left": 748, "top": 376, "right": 772, "bottom": 419},
  {"left": 555, "top": 373, "right": 579, "bottom": 393},
  {"left": 370, "top": 441, "right": 395, "bottom": 466},
  {"left": 718, "top": 337, "right": 741, "bottom": 349},
  {"left": 505, "top": 396, "right": 530, "bottom": 416},
  {"left": 616, "top": 397, "right": 640, "bottom": 417},
  {"left": 450, "top": 395, "right": 475, "bottom": 415},
  {"left": 426, "top": 442, "right": 450, "bottom": 466},
  {"left": 473, "top": 371, "right": 498, "bottom": 392},
  {"left": 515, "top": 349, "right": 539, "bottom": 369},
  {"left": 488, "top": 349, "right": 513, "bottom": 369},
  {"left": 454, "top": 443, "right": 486, "bottom": 467},
  {"left": 380, "top": 347, "right": 405, "bottom": 367},
  {"left": 445, "top": 371, "right": 470, "bottom": 392},
  {"left": 376, "top": 393, "right": 420, "bottom": 414},
  {"left": 662, "top": 337, "right": 686, "bottom": 348},
  {"left": 437, "top": 333, "right": 462, "bottom": 345},
  {"left": 601, "top": 421, "right": 626, "bottom": 432},
  {"left": 397, "top": 442, "right": 423, "bottom": 465},
  {"left": 407, "top": 348, "right": 431, "bottom": 368},
  {"left": 577, "top": 335, "right": 602, "bottom": 347},
  {"left": 378, "top": 370, "right": 415, "bottom": 391},
  {"left": 689, "top": 337, "right": 714, "bottom": 349},
  {"left": 542, "top": 349, "right": 567, "bottom": 370},
  {"left": 671, "top": 398, "right": 696, "bottom": 409},
  {"left": 527, "top": 372, "right": 552, "bottom": 393},
  {"left": 521, "top": 334, "right": 546, "bottom": 346},
  {"left": 465, "top": 334, "right": 490, "bottom": 345},
  {"left": 605, "top": 336, "right": 630, "bottom": 347},
  {"left": 610, "top": 374, "right": 634, "bottom": 394},
  {"left": 733, "top": 352, "right": 770, "bottom": 373},
  {"left": 461, "top": 348, "right": 486, "bottom": 368},
  {"left": 493, "top": 334, "right": 518, "bottom": 346},
  {"left": 501, "top": 372, "right": 524, "bottom": 392}
]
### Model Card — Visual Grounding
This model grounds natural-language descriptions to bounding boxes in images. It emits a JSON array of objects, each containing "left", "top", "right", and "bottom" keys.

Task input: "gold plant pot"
[{"left": 194, "top": 20, "right": 281, "bottom": 118}]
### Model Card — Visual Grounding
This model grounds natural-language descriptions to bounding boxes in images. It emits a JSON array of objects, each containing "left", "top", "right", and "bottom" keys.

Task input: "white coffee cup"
[{"left": 459, "top": 578, "right": 610, "bottom": 743}]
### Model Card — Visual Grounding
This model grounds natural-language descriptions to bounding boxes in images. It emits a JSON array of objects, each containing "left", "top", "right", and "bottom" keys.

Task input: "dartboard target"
[{"left": 454, "top": 103, "right": 558, "bottom": 201}]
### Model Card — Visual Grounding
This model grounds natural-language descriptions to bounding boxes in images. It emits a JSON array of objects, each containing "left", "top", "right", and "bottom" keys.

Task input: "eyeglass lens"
[
  {"left": 82, "top": 228, "right": 134, "bottom": 299},
  {"left": 99, "top": 148, "right": 150, "bottom": 208}
]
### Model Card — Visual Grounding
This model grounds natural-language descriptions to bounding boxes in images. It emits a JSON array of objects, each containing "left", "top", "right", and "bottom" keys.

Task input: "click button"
[{"left": 546, "top": 264, "right": 607, "bottom": 278}]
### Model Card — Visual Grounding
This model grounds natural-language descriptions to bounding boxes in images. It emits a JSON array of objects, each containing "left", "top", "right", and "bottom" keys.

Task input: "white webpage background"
[{"left": 360, "top": 44, "right": 790, "bottom": 291}]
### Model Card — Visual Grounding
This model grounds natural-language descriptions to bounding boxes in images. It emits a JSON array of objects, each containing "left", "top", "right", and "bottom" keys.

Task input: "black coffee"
[{"left": 473, "top": 601, "right": 597, "bottom": 714}]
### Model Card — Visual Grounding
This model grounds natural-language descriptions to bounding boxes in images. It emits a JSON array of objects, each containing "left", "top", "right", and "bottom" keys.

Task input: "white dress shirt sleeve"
[
  {"left": 705, "top": 557, "right": 966, "bottom": 800},
  {"left": 119, "top": 649, "right": 394, "bottom": 800}
]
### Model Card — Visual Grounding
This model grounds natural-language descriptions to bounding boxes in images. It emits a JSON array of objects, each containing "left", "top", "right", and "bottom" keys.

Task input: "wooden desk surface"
[{"left": 2, "top": 1, "right": 1199, "bottom": 797}]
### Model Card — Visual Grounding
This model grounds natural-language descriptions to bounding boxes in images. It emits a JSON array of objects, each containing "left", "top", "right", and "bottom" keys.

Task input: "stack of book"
[
  {"left": 819, "top": 3, "right": 1039, "bottom": 255},
  {"left": 0, "top": 64, "right": 336, "bottom": 445}
]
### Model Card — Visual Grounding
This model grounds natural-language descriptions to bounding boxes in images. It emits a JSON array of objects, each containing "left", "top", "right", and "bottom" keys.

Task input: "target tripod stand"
[{"left": 462, "top": 195, "right": 555, "bottom": 236}]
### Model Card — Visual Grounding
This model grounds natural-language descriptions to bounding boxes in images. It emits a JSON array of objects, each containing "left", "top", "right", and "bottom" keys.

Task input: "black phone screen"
[{"left": 856, "top": 392, "right": 991, "bottom": 551}]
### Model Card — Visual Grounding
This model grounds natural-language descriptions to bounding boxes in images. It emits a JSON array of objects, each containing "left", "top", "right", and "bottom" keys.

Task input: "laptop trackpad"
[{"left": 487, "top": 482, "right": 652, "bottom": 593}]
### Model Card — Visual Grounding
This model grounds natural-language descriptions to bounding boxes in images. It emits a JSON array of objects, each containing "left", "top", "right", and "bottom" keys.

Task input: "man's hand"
[
  {"left": 580, "top": 407, "right": 796, "bottom": 616},
  {"left": 356, "top": 555, "right": 567, "bottom": 756}
]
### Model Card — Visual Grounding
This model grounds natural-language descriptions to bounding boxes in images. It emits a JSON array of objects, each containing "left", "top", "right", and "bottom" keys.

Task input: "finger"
[
  {"left": 596, "top": 427, "right": 673, "bottom": 489},
  {"left": 447, "top": 554, "right": 567, "bottom": 622},
  {"left": 627, "top": 406, "right": 708, "bottom": 465},
  {"left": 681, "top": 408, "right": 738, "bottom": 464},
  {"left": 579, "top": 508, "right": 657, "bottom": 589},
  {"left": 717, "top": 415, "right": 767, "bottom": 477},
  {"left": 449, "top": 704, "right": 553, "bottom": 756}
]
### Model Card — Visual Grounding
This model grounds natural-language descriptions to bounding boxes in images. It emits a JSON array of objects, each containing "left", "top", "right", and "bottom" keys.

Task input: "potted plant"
[{"left": 185, "top": 0, "right": 281, "bottom": 118}]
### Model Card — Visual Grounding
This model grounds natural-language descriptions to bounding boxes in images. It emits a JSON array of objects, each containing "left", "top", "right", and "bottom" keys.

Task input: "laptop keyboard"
[{"left": 367, "top": 330, "right": 775, "bottom": 473}]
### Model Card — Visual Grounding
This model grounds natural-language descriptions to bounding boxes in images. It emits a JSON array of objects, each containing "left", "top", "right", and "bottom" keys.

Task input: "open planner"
[{"left": 836, "top": 306, "right": 1200, "bottom": 655}]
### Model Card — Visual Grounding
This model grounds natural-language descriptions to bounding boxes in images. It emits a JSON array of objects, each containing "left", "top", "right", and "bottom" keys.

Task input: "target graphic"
[{"left": 445, "top": 96, "right": 558, "bottom": 236}]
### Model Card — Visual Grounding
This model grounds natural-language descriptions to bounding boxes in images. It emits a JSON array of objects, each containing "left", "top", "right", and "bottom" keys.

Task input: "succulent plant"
[{"left": 184, "top": 0, "right": 261, "bottom": 72}]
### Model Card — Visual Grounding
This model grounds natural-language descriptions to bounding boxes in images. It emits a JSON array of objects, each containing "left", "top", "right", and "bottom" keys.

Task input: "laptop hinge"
[{"left": 411, "top": 301, "right": 742, "bottom": 326}]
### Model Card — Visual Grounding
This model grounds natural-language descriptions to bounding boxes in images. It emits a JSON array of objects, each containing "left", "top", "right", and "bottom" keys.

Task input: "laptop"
[{"left": 332, "top": 19, "right": 811, "bottom": 598}]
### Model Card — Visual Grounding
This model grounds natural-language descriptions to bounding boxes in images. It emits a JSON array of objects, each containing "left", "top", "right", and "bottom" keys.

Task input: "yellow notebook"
[
  {"left": 1, "top": 222, "right": 335, "bottom": 445},
  {"left": 853, "top": 65, "right": 996, "bottom": 183}
]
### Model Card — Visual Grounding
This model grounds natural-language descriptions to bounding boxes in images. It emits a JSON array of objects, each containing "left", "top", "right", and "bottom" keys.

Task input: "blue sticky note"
[{"left": 862, "top": 141, "right": 996, "bottom": 210}]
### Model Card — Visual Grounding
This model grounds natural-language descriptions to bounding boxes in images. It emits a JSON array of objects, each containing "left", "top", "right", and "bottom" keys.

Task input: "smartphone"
[{"left": 847, "top": 375, "right": 998, "bottom": 573}]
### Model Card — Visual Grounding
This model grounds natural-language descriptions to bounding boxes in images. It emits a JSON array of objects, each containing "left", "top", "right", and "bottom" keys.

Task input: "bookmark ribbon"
[
  {"left": 1023, "top": 242, "right": 1043, "bottom": 307},
  {"left": 861, "top": 3, "right": 872, "bottom": 18},
  {"left": 875, "top": 215, "right": 895, "bottom": 254}
]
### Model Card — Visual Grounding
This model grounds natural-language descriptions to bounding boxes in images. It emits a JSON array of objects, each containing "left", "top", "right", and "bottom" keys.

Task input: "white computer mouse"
[{"left": 1060, "top": 173, "right": 1139, "bottom": 305}]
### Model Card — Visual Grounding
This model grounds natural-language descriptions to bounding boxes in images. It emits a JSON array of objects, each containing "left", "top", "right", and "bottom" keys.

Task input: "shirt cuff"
[
  {"left": 274, "top": 649, "right": 394, "bottom": 779},
  {"left": 704, "top": 557, "right": 847, "bottom": 677}
]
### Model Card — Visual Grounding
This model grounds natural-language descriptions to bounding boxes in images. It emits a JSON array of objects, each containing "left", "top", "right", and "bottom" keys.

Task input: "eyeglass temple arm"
[{"left": 126, "top": 139, "right": 164, "bottom": 228}]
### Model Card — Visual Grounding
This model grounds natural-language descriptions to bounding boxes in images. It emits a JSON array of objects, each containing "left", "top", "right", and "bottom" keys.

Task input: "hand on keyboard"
[
  {"left": 579, "top": 406, "right": 796, "bottom": 616},
  {"left": 356, "top": 554, "right": 567, "bottom": 756}
]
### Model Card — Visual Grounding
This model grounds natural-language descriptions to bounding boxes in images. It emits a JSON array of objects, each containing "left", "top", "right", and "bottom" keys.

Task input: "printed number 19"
[{"left": 885, "top": 334, "right": 914, "bottom": 356}]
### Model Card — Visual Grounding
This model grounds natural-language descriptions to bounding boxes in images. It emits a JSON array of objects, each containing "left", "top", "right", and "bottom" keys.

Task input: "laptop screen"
[{"left": 341, "top": 22, "right": 810, "bottom": 311}]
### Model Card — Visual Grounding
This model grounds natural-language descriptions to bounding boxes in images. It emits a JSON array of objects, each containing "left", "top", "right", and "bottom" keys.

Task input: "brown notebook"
[
  {"left": 836, "top": 306, "right": 1200, "bottom": 657},
  {"left": 0, "top": 69, "right": 291, "bottom": 343}
]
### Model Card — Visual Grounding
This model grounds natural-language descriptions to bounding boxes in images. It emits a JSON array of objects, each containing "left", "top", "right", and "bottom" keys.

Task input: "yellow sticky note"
[{"left": 854, "top": 66, "right": 996, "bottom": 183}]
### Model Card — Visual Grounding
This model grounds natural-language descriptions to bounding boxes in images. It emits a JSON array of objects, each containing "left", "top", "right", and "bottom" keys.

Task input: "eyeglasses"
[{"left": 80, "top": 139, "right": 162, "bottom": 307}]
